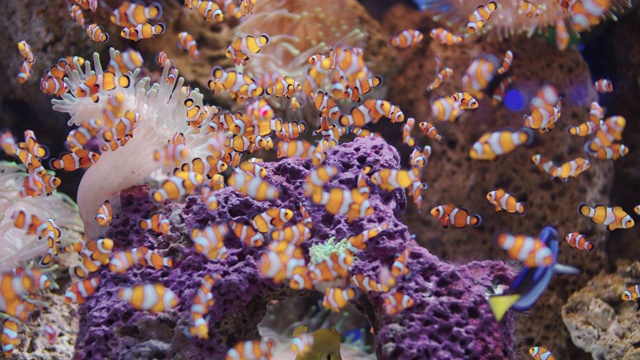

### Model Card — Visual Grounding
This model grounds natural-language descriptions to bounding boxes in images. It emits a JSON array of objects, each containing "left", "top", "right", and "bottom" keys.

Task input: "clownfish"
[
  {"left": 178, "top": 32, "right": 200, "bottom": 61},
  {"left": 139, "top": 212, "right": 170, "bottom": 235},
  {"left": 565, "top": 232, "right": 593, "bottom": 251},
  {"left": 226, "top": 34, "right": 270, "bottom": 65},
  {"left": 228, "top": 169, "right": 279, "bottom": 201},
  {"left": 151, "top": 171, "right": 203, "bottom": 203},
  {"left": 95, "top": 199, "right": 113, "bottom": 226},
  {"left": 110, "top": 1, "right": 162, "bottom": 27},
  {"left": 383, "top": 290, "right": 415, "bottom": 315},
  {"left": 225, "top": 339, "right": 276, "bottom": 360},
  {"left": 430, "top": 28, "right": 464, "bottom": 45},
  {"left": 469, "top": 128, "right": 532, "bottom": 161},
  {"left": 519, "top": 0, "right": 542, "bottom": 18},
  {"left": 87, "top": 24, "right": 109, "bottom": 43},
  {"left": 486, "top": 188, "right": 525, "bottom": 215},
  {"left": 578, "top": 203, "right": 634, "bottom": 231},
  {"left": 370, "top": 167, "right": 420, "bottom": 191},
  {"left": 186, "top": 274, "right": 217, "bottom": 339},
  {"left": 529, "top": 346, "right": 557, "bottom": 360},
  {"left": 191, "top": 0, "right": 224, "bottom": 22},
  {"left": 451, "top": 91, "right": 479, "bottom": 110},
  {"left": 322, "top": 287, "right": 357, "bottom": 312},
  {"left": 496, "top": 233, "right": 554, "bottom": 267},
  {"left": 69, "top": 4, "right": 85, "bottom": 27},
  {"left": 64, "top": 277, "right": 100, "bottom": 304},
  {"left": 622, "top": 285, "right": 639, "bottom": 301},
  {"left": 524, "top": 104, "right": 561, "bottom": 133},
  {"left": 489, "top": 226, "right": 580, "bottom": 321},
  {"left": 191, "top": 224, "right": 229, "bottom": 260},
  {"left": 430, "top": 97, "right": 462, "bottom": 122},
  {"left": 555, "top": 16, "right": 570, "bottom": 50},
  {"left": 388, "top": 29, "right": 424, "bottom": 49},
  {"left": 430, "top": 204, "right": 482, "bottom": 229},
  {"left": 1, "top": 319, "right": 21, "bottom": 356},
  {"left": 467, "top": 1, "right": 498, "bottom": 34},
  {"left": 426, "top": 68, "right": 453, "bottom": 92},
  {"left": 418, "top": 121, "right": 444, "bottom": 142},
  {"left": 121, "top": 23, "right": 166, "bottom": 41},
  {"left": 118, "top": 283, "right": 178, "bottom": 313},
  {"left": 17, "top": 40, "right": 35, "bottom": 64},
  {"left": 594, "top": 78, "right": 613, "bottom": 93},
  {"left": 229, "top": 220, "right": 264, "bottom": 247},
  {"left": 497, "top": 51, "right": 513, "bottom": 75}
]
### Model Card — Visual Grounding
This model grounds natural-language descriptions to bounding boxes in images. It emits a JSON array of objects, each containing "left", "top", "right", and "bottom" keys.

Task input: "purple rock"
[{"left": 73, "top": 136, "right": 516, "bottom": 360}]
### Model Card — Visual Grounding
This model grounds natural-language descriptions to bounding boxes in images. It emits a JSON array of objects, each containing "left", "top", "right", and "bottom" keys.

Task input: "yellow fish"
[{"left": 294, "top": 326, "right": 342, "bottom": 360}]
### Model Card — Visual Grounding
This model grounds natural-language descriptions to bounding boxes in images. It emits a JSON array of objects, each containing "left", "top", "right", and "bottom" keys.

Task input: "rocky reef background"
[{"left": 0, "top": 0, "right": 639, "bottom": 359}]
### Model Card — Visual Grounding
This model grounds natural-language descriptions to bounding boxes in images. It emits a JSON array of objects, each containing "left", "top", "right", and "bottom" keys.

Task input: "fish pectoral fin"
[
  {"left": 553, "top": 263, "right": 580, "bottom": 275},
  {"left": 488, "top": 294, "right": 521, "bottom": 321}
]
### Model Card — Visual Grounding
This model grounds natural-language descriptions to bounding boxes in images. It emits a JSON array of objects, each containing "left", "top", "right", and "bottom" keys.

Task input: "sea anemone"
[
  {"left": 51, "top": 49, "right": 226, "bottom": 239},
  {"left": 236, "top": 0, "right": 368, "bottom": 82},
  {"left": 0, "top": 161, "right": 82, "bottom": 273},
  {"left": 414, "top": 0, "right": 632, "bottom": 41}
]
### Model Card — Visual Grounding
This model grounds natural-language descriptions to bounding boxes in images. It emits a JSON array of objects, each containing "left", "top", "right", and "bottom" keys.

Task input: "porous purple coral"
[{"left": 74, "top": 135, "right": 515, "bottom": 360}]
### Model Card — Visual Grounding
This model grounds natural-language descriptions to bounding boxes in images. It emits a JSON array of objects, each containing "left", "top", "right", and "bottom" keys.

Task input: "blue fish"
[
  {"left": 489, "top": 226, "right": 580, "bottom": 321},
  {"left": 412, "top": 0, "right": 454, "bottom": 13}
]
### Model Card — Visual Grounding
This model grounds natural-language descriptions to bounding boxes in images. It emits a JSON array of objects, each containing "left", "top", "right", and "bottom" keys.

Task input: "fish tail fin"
[{"left": 488, "top": 294, "right": 521, "bottom": 321}]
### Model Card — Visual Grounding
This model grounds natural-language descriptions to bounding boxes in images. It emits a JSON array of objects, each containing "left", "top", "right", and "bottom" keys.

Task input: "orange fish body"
[
  {"left": 389, "top": 29, "right": 424, "bottom": 49},
  {"left": 578, "top": 204, "right": 634, "bottom": 231},
  {"left": 486, "top": 188, "right": 525, "bottom": 214},
  {"left": 565, "top": 232, "right": 594, "bottom": 251},
  {"left": 467, "top": 1, "right": 498, "bottom": 34},
  {"left": 118, "top": 283, "right": 178, "bottom": 313},
  {"left": 430, "top": 204, "right": 481, "bottom": 229},
  {"left": 496, "top": 233, "right": 554, "bottom": 267}
]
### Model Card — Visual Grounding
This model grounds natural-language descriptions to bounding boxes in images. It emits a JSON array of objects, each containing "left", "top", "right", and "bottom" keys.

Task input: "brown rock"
[
  {"left": 382, "top": 3, "right": 611, "bottom": 359},
  {"left": 562, "top": 261, "right": 640, "bottom": 360}
]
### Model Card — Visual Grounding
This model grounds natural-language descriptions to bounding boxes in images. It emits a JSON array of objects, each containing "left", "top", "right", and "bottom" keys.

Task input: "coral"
[
  {"left": 51, "top": 51, "right": 226, "bottom": 239},
  {"left": 562, "top": 260, "right": 640, "bottom": 360},
  {"left": 413, "top": 0, "right": 631, "bottom": 41},
  {"left": 73, "top": 136, "right": 516, "bottom": 360},
  {"left": 382, "top": 4, "right": 612, "bottom": 359},
  {"left": 236, "top": 0, "right": 397, "bottom": 85},
  {"left": 0, "top": 161, "right": 83, "bottom": 273}
]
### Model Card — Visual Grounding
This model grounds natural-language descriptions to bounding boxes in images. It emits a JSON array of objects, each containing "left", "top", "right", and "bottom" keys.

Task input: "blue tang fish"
[{"left": 489, "top": 226, "right": 580, "bottom": 321}]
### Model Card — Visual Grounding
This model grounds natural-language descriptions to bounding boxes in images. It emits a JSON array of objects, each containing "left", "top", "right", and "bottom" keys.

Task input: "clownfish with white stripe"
[
  {"left": 430, "top": 204, "right": 482, "bottom": 229},
  {"left": 486, "top": 188, "right": 525, "bottom": 215},
  {"left": 226, "top": 34, "right": 270, "bottom": 65},
  {"left": 578, "top": 203, "right": 634, "bottom": 231},
  {"left": 467, "top": 1, "right": 498, "bottom": 34},
  {"left": 118, "top": 283, "right": 178, "bottom": 313},
  {"left": 388, "top": 29, "right": 424, "bottom": 49},
  {"left": 565, "top": 232, "right": 594, "bottom": 251}
]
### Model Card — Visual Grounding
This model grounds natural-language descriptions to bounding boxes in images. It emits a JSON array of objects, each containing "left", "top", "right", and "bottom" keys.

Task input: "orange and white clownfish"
[
  {"left": 430, "top": 204, "right": 482, "bottom": 229},
  {"left": 226, "top": 34, "right": 270, "bottom": 65},
  {"left": 622, "top": 285, "right": 639, "bottom": 301},
  {"left": 118, "top": 283, "right": 178, "bottom": 313},
  {"left": 496, "top": 233, "right": 554, "bottom": 267},
  {"left": 388, "top": 29, "right": 424, "bottom": 49},
  {"left": 467, "top": 1, "right": 498, "bottom": 34},
  {"left": 565, "top": 232, "right": 594, "bottom": 251},
  {"left": 178, "top": 32, "right": 200, "bottom": 61},
  {"left": 87, "top": 24, "right": 109, "bottom": 43},
  {"left": 430, "top": 28, "right": 464, "bottom": 45},
  {"left": 578, "top": 203, "right": 634, "bottom": 231},
  {"left": 593, "top": 78, "right": 613, "bottom": 93},
  {"left": 224, "top": 339, "right": 276, "bottom": 360},
  {"left": 486, "top": 188, "right": 525, "bottom": 215},
  {"left": 529, "top": 346, "right": 557, "bottom": 360},
  {"left": 110, "top": 1, "right": 162, "bottom": 27}
]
